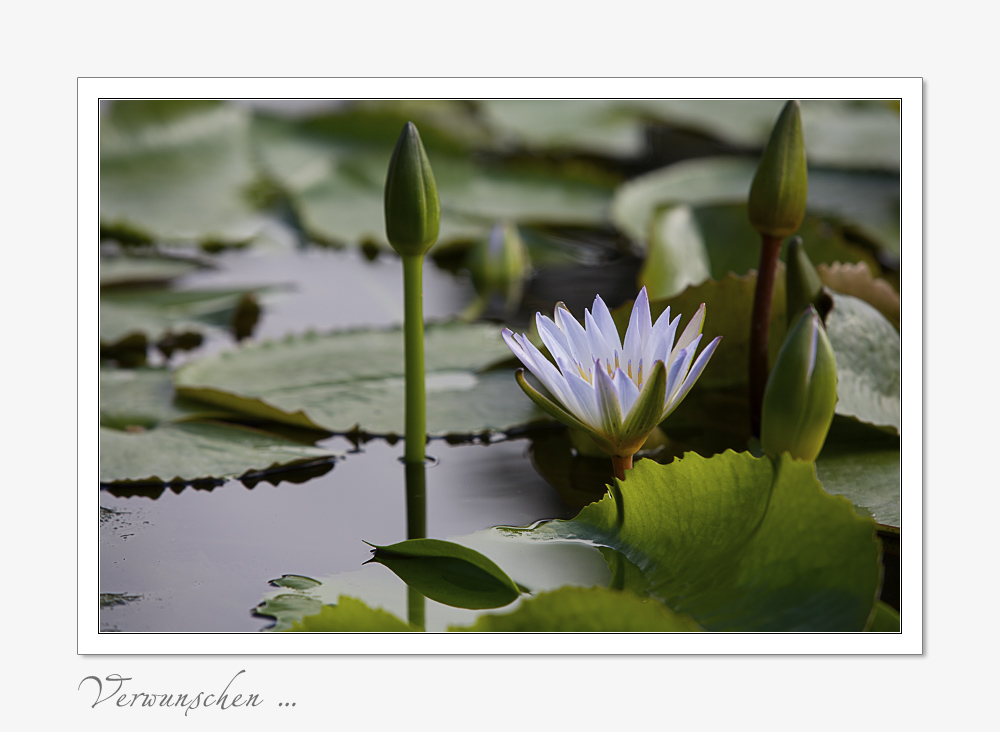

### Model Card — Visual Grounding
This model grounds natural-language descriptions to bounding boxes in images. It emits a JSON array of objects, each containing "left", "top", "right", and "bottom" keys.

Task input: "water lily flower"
[{"left": 502, "top": 287, "right": 721, "bottom": 479}]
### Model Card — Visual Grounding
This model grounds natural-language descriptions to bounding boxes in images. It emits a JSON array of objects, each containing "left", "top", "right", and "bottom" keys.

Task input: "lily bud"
[
  {"left": 748, "top": 100, "right": 808, "bottom": 239},
  {"left": 761, "top": 306, "right": 837, "bottom": 462},
  {"left": 384, "top": 121, "right": 440, "bottom": 256},
  {"left": 466, "top": 221, "right": 530, "bottom": 312},
  {"left": 785, "top": 237, "right": 832, "bottom": 327}
]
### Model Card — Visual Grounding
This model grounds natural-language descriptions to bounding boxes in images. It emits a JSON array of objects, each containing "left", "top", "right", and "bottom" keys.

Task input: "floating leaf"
[
  {"left": 101, "top": 252, "right": 210, "bottom": 287},
  {"left": 818, "top": 261, "right": 900, "bottom": 329},
  {"left": 101, "top": 100, "right": 265, "bottom": 244},
  {"left": 283, "top": 596, "right": 415, "bottom": 632},
  {"left": 514, "top": 452, "right": 881, "bottom": 631},
  {"left": 174, "top": 321, "right": 543, "bottom": 436},
  {"left": 478, "top": 100, "right": 645, "bottom": 156},
  {"left": 100, "top": 286, "right": 275, "bottom": 348},
  {"left": 817, "top": 417, "right": 900, "bottom": 529},
  {"left": 100, "top": 368, "right": 338, "bottom": 485},
  {"left": 825, "top": 293, "right": 901, "bottom": 433},
  {"left": 611, "top": 156, "right": 899, "bottom": 256},
  {"left": 633, "top": 100, "right": 900, "bottom": 171},
  {"left": 100, "top": 422, "right": 337, "bottom": 486},
  {"left": 450, "top": 586, "right": 702, "bottom": 632},
  {"left": 366, "top": 538, "right": 525, "bottom": 610}
]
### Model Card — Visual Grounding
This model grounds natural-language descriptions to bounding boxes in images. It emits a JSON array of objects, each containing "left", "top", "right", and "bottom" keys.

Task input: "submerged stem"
[
  {"left": 401, "top": 253, "right": 426, "bottom": 464},
  {"left": 749, "top": 234, "right": 783, "bottom": 438}
]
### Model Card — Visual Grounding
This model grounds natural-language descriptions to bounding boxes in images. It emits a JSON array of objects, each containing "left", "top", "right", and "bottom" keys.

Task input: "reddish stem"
[
  {"left": 611, "top": 454, "right": 633, "bottom": 481},
  {"left": 749, "top": 234, "right": 783, "bottom": 438}
]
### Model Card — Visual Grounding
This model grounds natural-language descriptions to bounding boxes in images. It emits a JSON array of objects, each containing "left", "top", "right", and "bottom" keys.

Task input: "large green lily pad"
[
  {"left": 512, "top": 452, "right": 882, "bottom": 631},
  {"left": 450, "top": 585, "right": 703, "bottom": 632},
  {"left": 100, "top": 368, "right": 337, "bottom": 485},
  {"left": 174, "top": 321, "right": 544, "bottom": 436},
  {"left": 101, "top": 100, "right": 265, "bottom": 244}
]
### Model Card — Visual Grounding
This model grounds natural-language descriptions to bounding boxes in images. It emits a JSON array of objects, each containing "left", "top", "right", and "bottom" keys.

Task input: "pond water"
[{"left": 99, "top": 238, "right": 628, "bottom": 632}]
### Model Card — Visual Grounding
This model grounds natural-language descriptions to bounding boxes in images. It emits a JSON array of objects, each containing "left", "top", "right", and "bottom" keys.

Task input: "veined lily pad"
[
  {"left": 825, "top": 293, "right": 901, "bottom": 433},
  {"left": 100, "top": 368, "right": 338, "bottom": 485},
  {"left": 511, "top": 452, "right": 882, "bottom": 631},
  {"left": 283, "top": 596, "right": 417, "bottom": 632},
  {"left": 174, "top": 321, "right": 544, "bottom": 437},
  {"left": 449, "top": 586, "right": 703, "bottom": 632},
  {"left": 101, "top": 100, "right": 266, "bottom": 245}
]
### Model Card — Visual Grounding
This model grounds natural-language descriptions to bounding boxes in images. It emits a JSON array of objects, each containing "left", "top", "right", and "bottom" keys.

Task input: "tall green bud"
[
  {"left": 785, "top": 236, "right": 832, "bottom": 327},
  {"left": 748, "top": 100, "right": 808, "bottom": 239},
  {"left": 761, "top": 306, "right": 838, "bottom": 462},
  {"left": 384, "top": 121, "right": 440, "bottom": 256}
]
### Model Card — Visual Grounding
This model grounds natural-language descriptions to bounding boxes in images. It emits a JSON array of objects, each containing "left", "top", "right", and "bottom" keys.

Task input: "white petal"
[
  {"left": 663, "top": 336, "right": 721, "bottom": 418},
  {"left": 556, "top": 356, "right": 602, "bottom": 428},
  {"left": 672, "top": 303, "right": 706, "bottom": 358},
  {"left": 554, "top": 303, "right": 593, "bottom": 367},
  {"left": 593, "top": 360, "right": 623, "bottom": 434},
  {"left": 584, "top": 308, "right": 615, "bottom": 367},
  {"left": 622, "top": 287, "right": 652, "bottom": 368},
  {"left": 642, "top": 304, "right": 676, "bottom": 372},
  {"left": 535, "top": 313, "right": 573, "bottom": 369},
  {"left": 666, "top": 334, "right": 703, "bottom": 404},
  {"left": 591, "top": 295, "right": 623, "bottom": 355},
  {"left": 511, "top": 332, "right": 588, "bottom": 420},
  {"left": 614, "top": 365, "right": 641, "bottom": 416}
]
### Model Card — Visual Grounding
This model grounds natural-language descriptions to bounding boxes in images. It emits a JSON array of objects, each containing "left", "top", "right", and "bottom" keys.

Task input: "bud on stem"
[
  {"left": 761, "top": 306, "right": 838, "bottom": 462},
  {"left": 384, "top": 121, "right": 441, "bottom": 257}
]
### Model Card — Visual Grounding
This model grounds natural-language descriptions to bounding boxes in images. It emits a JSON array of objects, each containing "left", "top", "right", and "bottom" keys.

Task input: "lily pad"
[
  {"left": 101, "top": 100, "right": 265, "bottom": 244},
  {"left": 513, "top": 452, "right": 882, "bottom": 631},
  {"left": 478, "top": 99, "right": 645, "bottom": 157},
  {"left": 365, "top": 538, "right": 527, "bottom": 610},
  {"left": 450, "top": 586, "right": 702, "bottom": 632},
  {"left": 817, "top": 418, "right": 900, "bottom": 529},
  {"left": 283, "top": 596, "right": 416, "bottom": 632},
  {"left": 611, "top": 156, "right": 899, "bottom": 256},
  {"left": 632, "top": 100, "right": 900, "bottom": 170},
  {"left": 825, "top": 293, "right": 901, "bottom": 433},
  {"left": 100, "top": 367, "right": 338, "bottom": 485},
  {"left": 100, "top": 286, "right": 273, "bottom": 347},
  {"left": 818, "top": 261, "right": 900, "bottom": 330},
  {"left": 100, "top": 252, "right": 210, "bottom": 287},
  {"left": 100, "top": 421, "right": 337, "bottom": 486},
  {"left": 640, "top": 202, "right": 880, "bottom": 300},
  {"left": 174, "top": 321, "right": 544, "bottom": 436}
]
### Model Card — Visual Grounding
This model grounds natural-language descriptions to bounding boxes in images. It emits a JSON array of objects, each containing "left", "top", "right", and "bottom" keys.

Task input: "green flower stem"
[
  {"left": 401, "top": 253, "right": 427, "bottom": 465},
  {"left": 749, "top": 234, "right": 783, "bottom": 437},
  {"left": 405, "top": 460, "right": 427, "bottom": 630}
]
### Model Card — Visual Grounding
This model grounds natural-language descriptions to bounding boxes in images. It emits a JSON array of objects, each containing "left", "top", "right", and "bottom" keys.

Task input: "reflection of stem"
[
  {"left": 405, "top": 460, "right": 427, "bottom": 630},
  {"left": 401, "top": 254, "right": 426, "bottom": 465},
  {"left": 749, "top": 234, "right": 783, "bottom": 438}
]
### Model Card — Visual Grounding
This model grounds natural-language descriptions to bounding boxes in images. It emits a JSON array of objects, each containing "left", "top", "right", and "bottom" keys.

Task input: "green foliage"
[
  {"left": 283, "top": 597, "right": 415, "bottom": 632},
  {"left": 366, "top": 538, "right": 526, "bottom": 610},
  {"left": 517, "top": 453, "right": 882, "bottom": 631},
  {"left": 450, "top": 586, "right": 703, "bottom": 632},
  {"left": 174, "top": 321, "right": 543, "bottom": 437}
]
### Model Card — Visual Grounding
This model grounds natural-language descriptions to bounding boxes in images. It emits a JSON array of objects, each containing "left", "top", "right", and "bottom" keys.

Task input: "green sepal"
[
  {"left": 748, "top": 100, "right": 808, "bottom": 238},
  {"left": 617, "top": 360, "right": 667, "bottom": 456},
  {"left": 786, "top": 236, "right": 832, "bottom": 326},
  {"left": 514, "top": 369, "right": 617, "bottom": 455},
  {"left": 761, "top": 306, "right": 838, "bottom": 461},
  {"left": 384, "top": 121, "right": 441, "bottom": 256}
]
